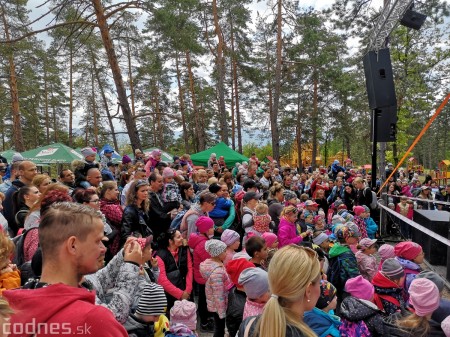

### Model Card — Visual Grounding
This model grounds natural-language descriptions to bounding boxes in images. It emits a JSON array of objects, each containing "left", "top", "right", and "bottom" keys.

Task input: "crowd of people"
[{"left": 0, "top": 147, "right": 449, "bottom": 337}]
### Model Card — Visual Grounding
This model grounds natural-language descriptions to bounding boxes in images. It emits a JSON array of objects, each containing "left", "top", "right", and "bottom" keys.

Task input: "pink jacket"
[
  {"left": 199, "top": 259, "right": 231, "bottom": 319},
  {"left": 243, "top": 299, "right": 266, "bottom": 320},
  {"left": 188, "top": 233, "right": 210, "bottom": 284},
  {"left": 355, "top": 251, "right": 377, "bottom": 281},
  {"left": 277, "top": 217, "right": 303, "bottom": 248}
]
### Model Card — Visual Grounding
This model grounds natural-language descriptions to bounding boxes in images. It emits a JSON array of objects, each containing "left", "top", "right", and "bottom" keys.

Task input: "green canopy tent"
[
  {"left": 190, "top": 142, "right": 249, "bottom": 167},
  {"left": 0, "top": 150, "right": 20, "bottom": 163},
  {"left": 21, "top": 143, "right": 84, "bottom": 164}
]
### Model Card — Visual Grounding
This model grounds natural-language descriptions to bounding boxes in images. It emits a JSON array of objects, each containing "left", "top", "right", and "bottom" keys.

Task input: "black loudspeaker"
[
  {"left": 412, "top": 210, "right": 450, "bottom": 267},
  {"left": 371, "top": 106, "right": 397, "bottom": 142},
  {"left": 363, "top": 48, "right": 397, "bottom": 109},
  {"left": 401, "top": 9, "right": 427, "bottom": 30}
]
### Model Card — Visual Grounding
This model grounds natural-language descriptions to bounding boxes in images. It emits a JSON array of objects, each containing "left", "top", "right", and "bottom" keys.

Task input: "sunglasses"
[{"left": 135, "top": 179, "right": 149, "bottom": 190}]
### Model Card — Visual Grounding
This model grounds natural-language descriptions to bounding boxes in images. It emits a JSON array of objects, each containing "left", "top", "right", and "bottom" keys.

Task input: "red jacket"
[
  {"left": 3, "top": 283, "right": 128, "bottom": 337},
  {"left": 188, "top": 233, "right": 210, "bottom": 284}
]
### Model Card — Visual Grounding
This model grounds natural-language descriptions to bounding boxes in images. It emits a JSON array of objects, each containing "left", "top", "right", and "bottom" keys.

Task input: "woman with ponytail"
[{"left": 237, "top": 244, "right": 322, "bottom": 337}]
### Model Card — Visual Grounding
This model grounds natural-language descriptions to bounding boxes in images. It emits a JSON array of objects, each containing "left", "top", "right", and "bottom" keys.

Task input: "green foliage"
[{"left": 243, "top": 143, "right": 273, "bottom": 160}]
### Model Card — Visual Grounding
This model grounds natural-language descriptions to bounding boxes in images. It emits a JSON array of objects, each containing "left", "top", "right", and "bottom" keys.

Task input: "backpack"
[
  {"left": 339, "top": 318, "right": 371, "bottom": 337},
  {"left": 327, "top": 254, "right": 343, "bottom": 291},
  {"left": 364, "top": 187, "right": 378, "bottom": 210},
  {"left": 11, "top": 229, "right": 29, "bottom": 267},
  {"left": 170, "top": 209, "right": 188, "bottom": 230}
]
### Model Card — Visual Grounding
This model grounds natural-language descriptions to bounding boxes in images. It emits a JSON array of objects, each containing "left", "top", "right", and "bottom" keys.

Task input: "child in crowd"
[
  {"left": 377, "top": 244, "right": 395, "bottom": 270},
  {"left": 384, "top": 278, "right": 443, "bottom": 336},
  {"left": 415, "top": 270, "right": 449, "bottom": 324},
  {"left": 360, "top": 205, "right": 378, "bottom": 239},
  {"left": 167, "top": 300, "right": 197, "bottom": 337},
  {"left": 261, "top": 232, "right": 278, "bottom": 268},
  {"left": 313, "top": 215, "right": 326, "bottom": 232},
  {"left": 327, "top": 223, "right": 361, "bottom": 301},
  {"left": 372, "top": 258, "right": 406, "bottom": 315},
  {"left": 339, "top": 275, "right": 385, "bottom": 336},
  {"left": 442, "top": 316, "right": 450, "bottom": 336},
  {"left": 74, "top": 147, "right": 99, "bottom": 188},
  {"left": 395, "top": 196, "right": 414, "bottom": 220},
  {"left": 238, "top": 267, "right": 270, "bottom": 320},
  {"left": 353, "top": 206, "right": 369, "bottom": 239},
  {"left": 313, "top": 232, "right": 331, "bottom": 253},
  {"left": 245, "top": 236, "right": 268, "bottom": 269},
  {"left": 162, "top": 167, "right": 182, "bottom": 204},
  {"left": 124, "top": 283, "right": 168, "bottom": 337},
  {"left": 0, "top": 231, "right": 20, "bottom": 294},
  {"left": 355, "top": 238, "right": 378, "bottom": 281},
  {"left": 193, "top": 169, "right": 208, "bottom": 194},
  {"left": 225, "top": 258, "right": 255, "bottom": 337},
  {"left": 304, "top": 280, "right": 341, "bottom": 337},
  {"left": 199, "top": 240, "right": 231, "bottom": 337},
  {"left": 394, "top": 241, "right": 423, "bottom": 292},
  {"left": 220, "top": 229, "right": 240, "bottom": 266},
  {"left": 252, "top": 203, "right": 272, "bottom": 235}
]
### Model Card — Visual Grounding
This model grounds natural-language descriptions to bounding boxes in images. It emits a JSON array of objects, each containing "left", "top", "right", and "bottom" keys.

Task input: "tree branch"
[{"left": 0, "top": 21, "right": 98, "bottom": 43}]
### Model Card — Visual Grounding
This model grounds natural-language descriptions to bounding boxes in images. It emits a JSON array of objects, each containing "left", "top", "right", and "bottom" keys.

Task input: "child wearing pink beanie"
[
  {"left": 377, "top": 244, "right": 395, "bottom": 270},
  {"left": 394, "top": 241, "right": 424, "bottom": 291},
  {"left": 220, "top": 229, "right": 241, "bottom": 266},
  {"left": 261, "top": 232, "right": 278, "bottom": 268},
  {"left": 385, "top": 278, "right": 442, "bottom": 335}
]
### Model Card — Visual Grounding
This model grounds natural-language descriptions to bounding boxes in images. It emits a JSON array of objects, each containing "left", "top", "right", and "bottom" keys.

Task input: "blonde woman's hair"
[
  {"left": 281, "top": 205, "right": 297, "bottom": 217},
  {"left": 100, "top": 181, "right": 118, "bottom": 199},
  {"left": 32, "top": 174, "right": 50, "bottom": 188},
  {"left": 269, "top": 182, "right": 284, "bottom": 198},
  {"left": 255, "top": 245, "right": 320, "bottom": 337},
  {"left": 0, "top": 231, "right": 14, "bottom": 262},
  {"left": 396, "top": 314, "right": 429, "bottom": 337},
  {"left": 207, "top": 177, "right": 218, "bottom": 185}
]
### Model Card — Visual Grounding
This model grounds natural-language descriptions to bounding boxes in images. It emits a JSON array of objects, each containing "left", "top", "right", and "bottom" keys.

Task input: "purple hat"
[
  {"left": 358, "top": 238, "right": 377, "bottom": 250},
  {"left": 162, "top": 167, "right": 174, "bottom": 178},
  {"left": 122, "top": 155, "right": 132, "bottom": 164},
  {"left": 221, "top": 229, "right": 240, "bottom": 246},
  {"left": 378, "top": 244, "right": 395, "bottom": 261},
  {"left": 151, "top": 149, "right": 162, "bottom": 157}
]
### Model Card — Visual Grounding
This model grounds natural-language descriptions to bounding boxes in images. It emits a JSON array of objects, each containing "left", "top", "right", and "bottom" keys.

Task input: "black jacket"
[
  {"left": 340, "top": 296, "right": 385, "bottom": 336},
  {"left": 121, "top": 204, "right": 152, "bottom": 244},
  {"left": 4, "top": 179, "right": 26, "bottom": 235},
  {"left": 226, "top": 287, "right": 247, "bottom": 337},
  {"left": 238, "top": 316, "right": 306, "bottom": 337},
  {"left": 148, "top": 191, "right": 179, "bottom": 241}
]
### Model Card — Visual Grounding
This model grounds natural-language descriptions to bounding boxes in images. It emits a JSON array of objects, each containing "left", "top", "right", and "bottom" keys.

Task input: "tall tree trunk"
[
  {"left": 91, "top": 51, "right": 119, "bottom": 151},
  {"left": 154, "top": 83, "right": 163, "bottom": 149},
  {"left": 175, "top": 52, "right": 189, "bottom": 153},
  {"left": 69, "top": 48, "right": 74, "bottom": 146},
  {"left": 43, "top": 65, "right": 50, "bottom": 143},
  {"left": 92, "top": 0, "right": 141, "bottom": 151},
  {"left": 212, "top": 0, "right": 228, "bottom": 144},
  {"left": 345, "top": 134, "right": 351, "bottom": 159},
  {"left": 271, "top": 0, "right": 282, "bottom": 161},
  {"left": 51, "top": 88, "right": 58, "bottom": 142},
  {"left": 91, "top": 71, "right": 99, "bottom": 147},
  {"left": 1, "top": 5, "right": 24, "bottom": 151},
  {"left": 126, "top": 34, "right": 136, "bottom": 117},
  {"left": 186, "top": 50, "right": 205, "bottom": 151},
  {"left": 296, "top": 93, "right": 303, "bottom": 172},
  {"left": 230, "top": 17, "right": 242, "bottom": 152},
  {"left": 311, "top": 72, "right": 318, "bottom": 170},
  {"left": 230, "top": 61, "right": 235, "bottom": 150}
]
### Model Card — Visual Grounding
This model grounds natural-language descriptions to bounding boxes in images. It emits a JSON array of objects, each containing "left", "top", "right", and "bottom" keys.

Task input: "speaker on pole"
[
  {"left": 363, "top": 48, "right": 397, "bottom": 110},
  {"left": 371, "top": 106, "right": 398, "bottom": 142}
]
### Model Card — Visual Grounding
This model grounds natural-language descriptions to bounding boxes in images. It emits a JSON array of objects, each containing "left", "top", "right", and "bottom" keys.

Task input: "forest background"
[{"left": 0, "top": 0, "right": 449, "bottom": 174}]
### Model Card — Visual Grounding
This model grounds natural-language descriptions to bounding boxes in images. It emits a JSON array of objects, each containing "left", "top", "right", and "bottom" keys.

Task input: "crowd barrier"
[{"left": 378, "top": 195, "right": 450, "bottom": 280}]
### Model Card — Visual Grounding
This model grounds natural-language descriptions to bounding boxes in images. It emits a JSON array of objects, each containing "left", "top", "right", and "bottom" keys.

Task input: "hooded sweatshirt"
[
  {"left": 339, "top": 296, "right": 385, "bottom": 337},
  {"left": 304, "top": 307, "right": 341, "bottom": 337},
  {"left": 3, "top": 283, "right": 128, "bottom": 337},
  {"left": 188, "top": 233, "right": 210, "bottom": 284},
  {"left": 327, "top": 243, "right": 360, "bottom": 297},
  {"left": 278, "top": 217, "right": 303, "bottom": 248},
  {"left": 395, "top": 257, "right": 421, "bottom": 292},
  {"left": 199, "top": 259, "right": 231, "bottom": 319},
  {"left": 371, "top": 271, "right": 405, "bottom": 315}
]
